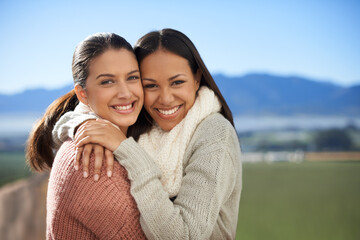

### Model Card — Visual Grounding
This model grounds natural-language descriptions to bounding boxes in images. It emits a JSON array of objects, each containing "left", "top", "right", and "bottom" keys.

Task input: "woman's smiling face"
[
  {"left": 140, "top": 50, "right": 200, "bottom": 131},
  {"left": 76, "top": 48, "right": 143, "bottom": 133}
]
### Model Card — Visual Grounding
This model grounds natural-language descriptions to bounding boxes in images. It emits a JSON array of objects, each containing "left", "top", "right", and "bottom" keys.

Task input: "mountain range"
[
  {"left": 1, "top": 73, "right": 359, "bottom": 116},
  {"left": 215, "top": 74, "right": 360, "bottom": 116}
]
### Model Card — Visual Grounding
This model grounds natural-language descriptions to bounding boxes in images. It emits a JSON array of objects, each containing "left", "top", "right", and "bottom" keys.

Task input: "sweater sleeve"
[
  {"left": 51, "top": 141, "right": 146, "bottom": 239},
  {"left": 52, "top": 104, "right": 98, "bottom": 149},
  {"left": 113, "top": 116, "right": 240, "bottom": 239}
]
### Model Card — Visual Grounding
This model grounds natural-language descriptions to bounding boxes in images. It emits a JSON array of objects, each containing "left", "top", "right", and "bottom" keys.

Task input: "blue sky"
[{"left": 0, "top": 0, "right": 359, "bottom": 94}]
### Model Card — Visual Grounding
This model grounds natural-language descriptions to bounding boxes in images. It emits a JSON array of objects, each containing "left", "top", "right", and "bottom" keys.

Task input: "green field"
[
  {"left": 1, "top": 153, "right": 359, "bottom": 239},
  {"left": 236, "top": 161, "right": 360, "bottom": 240},
  {"left": 0, "top": 152, "right": 32, "bottom": 187}
]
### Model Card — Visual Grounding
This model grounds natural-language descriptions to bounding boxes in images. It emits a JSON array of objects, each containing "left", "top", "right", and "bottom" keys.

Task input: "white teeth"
[
  {"left": 114, "top": 103, "right": 132, "bottom": 110},
  {"left": 158, "top": 106, "right": 180, "bottom": 115}
]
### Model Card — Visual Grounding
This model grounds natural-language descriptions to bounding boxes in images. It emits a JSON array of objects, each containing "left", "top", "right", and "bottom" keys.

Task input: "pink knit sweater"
[{"left": 47, "top": 140, "right": 146, "bottom": 239}]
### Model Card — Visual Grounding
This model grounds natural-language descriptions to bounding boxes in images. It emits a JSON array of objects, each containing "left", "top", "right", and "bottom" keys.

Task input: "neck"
[{"left": 120, "top": 126, "right": 128, "bottom": 135}]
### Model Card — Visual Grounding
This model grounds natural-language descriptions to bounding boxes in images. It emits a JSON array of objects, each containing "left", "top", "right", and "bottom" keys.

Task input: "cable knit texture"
[
  {"left": 47, "top": 140, "right": 146, "bottom": 240},
  {"left": 137, "top": 86, "right": 221, "bottom": 197},
  {"left": 114, "top": 113, "right": 242, "bottom": 239}
]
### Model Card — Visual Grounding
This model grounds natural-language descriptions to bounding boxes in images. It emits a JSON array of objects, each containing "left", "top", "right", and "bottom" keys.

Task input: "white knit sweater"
[
  {"left": 114, "top": 113, "right": 242, "bottom": 239},
  {"left": 138, "top": 86, "right": 221, "bottom": 197}
]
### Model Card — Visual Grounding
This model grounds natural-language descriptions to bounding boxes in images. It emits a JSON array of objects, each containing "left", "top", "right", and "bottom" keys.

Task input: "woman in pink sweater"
[{"left": 26, "top": 33, "right": 147, "bottom": 239}]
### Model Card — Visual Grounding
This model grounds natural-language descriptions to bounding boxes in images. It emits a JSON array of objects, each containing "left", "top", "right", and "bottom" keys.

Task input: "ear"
[
  {"left": 195, "top": 69, "right": 201, "bottom": 91},
  {"left": 74, "top": 85, "right": 89, "bottom": 105}
]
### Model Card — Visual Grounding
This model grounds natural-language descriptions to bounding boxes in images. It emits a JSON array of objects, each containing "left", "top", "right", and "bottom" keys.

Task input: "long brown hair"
[
  {"left": 134, "top": 28, "right": 234, "bottom": 128},
  {"left": 26, "top": 33, "right": 134, "bottom": 171}
]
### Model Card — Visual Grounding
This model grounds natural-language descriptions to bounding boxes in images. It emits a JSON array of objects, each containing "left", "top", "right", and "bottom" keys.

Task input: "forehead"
[
  {"left": 89, "top": 49, "right": 138, "bottom": 74},
  {"left": 140, "top": 50, "right": 191, "bottom": 77}
]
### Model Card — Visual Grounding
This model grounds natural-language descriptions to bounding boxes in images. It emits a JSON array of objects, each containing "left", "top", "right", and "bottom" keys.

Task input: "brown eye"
[
  {"left": 172, "top": 80, "right": 185, "bottom": 86},
  {"left": 128, "top": 76, "right": 140, "bottom": 81},
  {"left": 143, "top": 83, "right": 157, "bottom": 89},
  {"left": 100, "top": 79, "right": 114, "bottom": 85}
]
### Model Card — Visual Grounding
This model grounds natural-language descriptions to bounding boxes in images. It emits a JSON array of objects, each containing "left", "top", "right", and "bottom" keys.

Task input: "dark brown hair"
[
  {"left": 134, "top": 28, "right": 234, "bottom": 128},
  {"left": 26, "top": 33, "right": 134, "bottom": 171}
]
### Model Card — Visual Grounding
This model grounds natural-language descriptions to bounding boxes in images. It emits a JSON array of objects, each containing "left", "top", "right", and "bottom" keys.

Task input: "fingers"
[
  {"left": 74, "top": 119, "right": 98, "bottom": 139},
  {"left": 74, "top": 121, "right": 106, "bottom": 143},
  {"left": 75, "top": 129, "right": 101, "bottom": 146},
  {"left": 74, "top": 146, "right": 84, "bottom": 170},
  {"left": 76, "top": 135, "right": 93, "bottom": 148},
  {"left": 81, "top": 144, "right": 93, "bottom": 178},
  {"left": 105, "top": 149, "right": 114, "bottom": 178},
  {"left": 75, "top": 143, "right": 110, "bottom": 182},
  {"left": 73, "top": 120, "right": 125, "bottom": 151},
  {"left": 93, "top": 145, "right": 104, "bottom": 181}
]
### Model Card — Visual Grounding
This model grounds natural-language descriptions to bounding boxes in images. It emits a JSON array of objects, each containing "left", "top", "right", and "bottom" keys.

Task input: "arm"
[
  {"left": 52, "top": 103, "right": 116, "bottom": 179},
  {"left": 74, "top": 119, "right": 126, "bottom": 179},
  {"left": 114, "top": 117, "right": 241, "bottom": 239},
  {"left": 62, "top": 146, "right": 146, "bottom": 239},
  {"left": 52, "top": 102, "right": 97, "bottom": 149}
]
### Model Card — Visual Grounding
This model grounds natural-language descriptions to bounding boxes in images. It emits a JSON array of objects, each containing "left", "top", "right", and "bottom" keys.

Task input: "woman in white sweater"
[{"left": 54, "top": 28, "right": 242, "bottom": 239}]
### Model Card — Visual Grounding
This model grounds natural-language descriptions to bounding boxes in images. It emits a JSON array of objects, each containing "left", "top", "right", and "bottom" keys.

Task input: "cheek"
[
  {"left": 131, "top": 83, "right": 144, "bottom": 100},
  {"left": 143, "top": 92, "right": 154, "bottom": 109},
  {"left": 186, "top": 87, "right": 197, "bottom": 104},
  {"left": 187, "top": 96, "right": 196, "bottom": 109},
  {"left": 88, "top": 90, "right": 110, "bottom": 107}
]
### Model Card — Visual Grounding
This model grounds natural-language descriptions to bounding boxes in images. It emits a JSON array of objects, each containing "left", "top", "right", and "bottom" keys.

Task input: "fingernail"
[
  {"left": 74, "top": 165, "right": 79, "bottom": 171},
  {"left": 107, "top": 171, "right": 112, "bottom": 178},
  {"left": 94, "top": 174, "right": 99, "bottom": 181},
  {"left": 83, "top": 171, "right": 88, "bottom": 178}
]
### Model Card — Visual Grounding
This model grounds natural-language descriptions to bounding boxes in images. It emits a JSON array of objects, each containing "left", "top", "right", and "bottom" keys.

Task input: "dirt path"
[{"left": 0, "top": 172, "right": 48, "bottom": 240}]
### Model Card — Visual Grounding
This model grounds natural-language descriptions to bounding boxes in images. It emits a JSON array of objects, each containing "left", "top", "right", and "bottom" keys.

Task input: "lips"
[
  {"left": 157, "top": 105, "right": 181, "bottom": 115},
  {"left": 155, "top": 105, "right": 182, "bottom": 119},
  {"left": 113, "top": 103, "right": 132, "bottom": 110},
  {"left": 112, "top": 101, "right": 136, "bottom": 113}
]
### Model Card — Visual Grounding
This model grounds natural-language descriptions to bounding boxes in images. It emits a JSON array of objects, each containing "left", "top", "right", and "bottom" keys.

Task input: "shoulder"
[
  {"left": 49, "top": 141, "right": 135, "bottom": 220},
  {"left": 52, "top": 140, "right": 76, "bottom": 176},
  {"left": 192, "top": 113, "right": 238, "bottom": 147},
  {"left": 183, "top": 113, "right": 242, "bottom": 193},
  {"left": 56, "top": 139, "right": 75, "bottom": 155},
  {"left": 52, "top": 140, "right": 130, "bottom": 193},
  {"left": 197, "top": 113, "right": 233, "bottom": 131},
  {"left": 186, "top": 113, "right": 241, "bottom": 162},
  {"left": 49, "top": 141, "right": 143, "bottom": 239}
]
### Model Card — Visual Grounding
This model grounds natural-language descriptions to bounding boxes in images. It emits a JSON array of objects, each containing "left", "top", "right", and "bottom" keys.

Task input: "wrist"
[{"left": 109, "top": 137, "right": 126, "bottom": 152}]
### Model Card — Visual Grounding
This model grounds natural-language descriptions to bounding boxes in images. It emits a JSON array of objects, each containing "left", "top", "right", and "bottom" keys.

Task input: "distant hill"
[
  {"left": 0, "top": 85, "right": 73, "bottom": 113},
  {"left": 0, "top": 73, "right": 359, "bottom": 116},
  {"left": 214, "top": 74, "right": 360, "bottom": 116}
]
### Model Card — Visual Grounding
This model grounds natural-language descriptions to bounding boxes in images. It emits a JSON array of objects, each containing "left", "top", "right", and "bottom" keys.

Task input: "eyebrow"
[
  {"left": 169, "top": 74, "right": 186, "bottom": 80},
  {"left": 96, "top": 70, "right": 140, "bottom": 79},
  {"left": 128, "top": 70, "right": 140, "bottom": 75},
  {"left": 142, "top": 73, "right": 186, "bottom": 82}
]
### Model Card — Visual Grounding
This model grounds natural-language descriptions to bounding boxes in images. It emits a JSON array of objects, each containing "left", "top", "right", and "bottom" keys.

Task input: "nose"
[
  {"left": 158, "top": 87, "right": 174, "bottom": 105},
  {"left": 116, "top": 82, "right": 132, "bottom": 99}
]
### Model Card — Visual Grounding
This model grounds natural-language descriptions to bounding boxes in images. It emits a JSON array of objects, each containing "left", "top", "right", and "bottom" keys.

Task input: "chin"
[
  {"left": 113, "top": 118, "right": 137, "bottom": 128},
  {"left": 157, "top": 122, "right": 177, "bottom": 132}
]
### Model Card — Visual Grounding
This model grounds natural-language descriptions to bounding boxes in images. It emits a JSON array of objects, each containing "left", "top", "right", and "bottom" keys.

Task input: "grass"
[
  {"left": 0, "top": 151, "right": 32, "bottom": 187},
  {"left": 236, "top": 161, "right": 360, "bottom": 240},
  {"left": 1, "top": 152, "right": 359, "bottom": 239}
]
